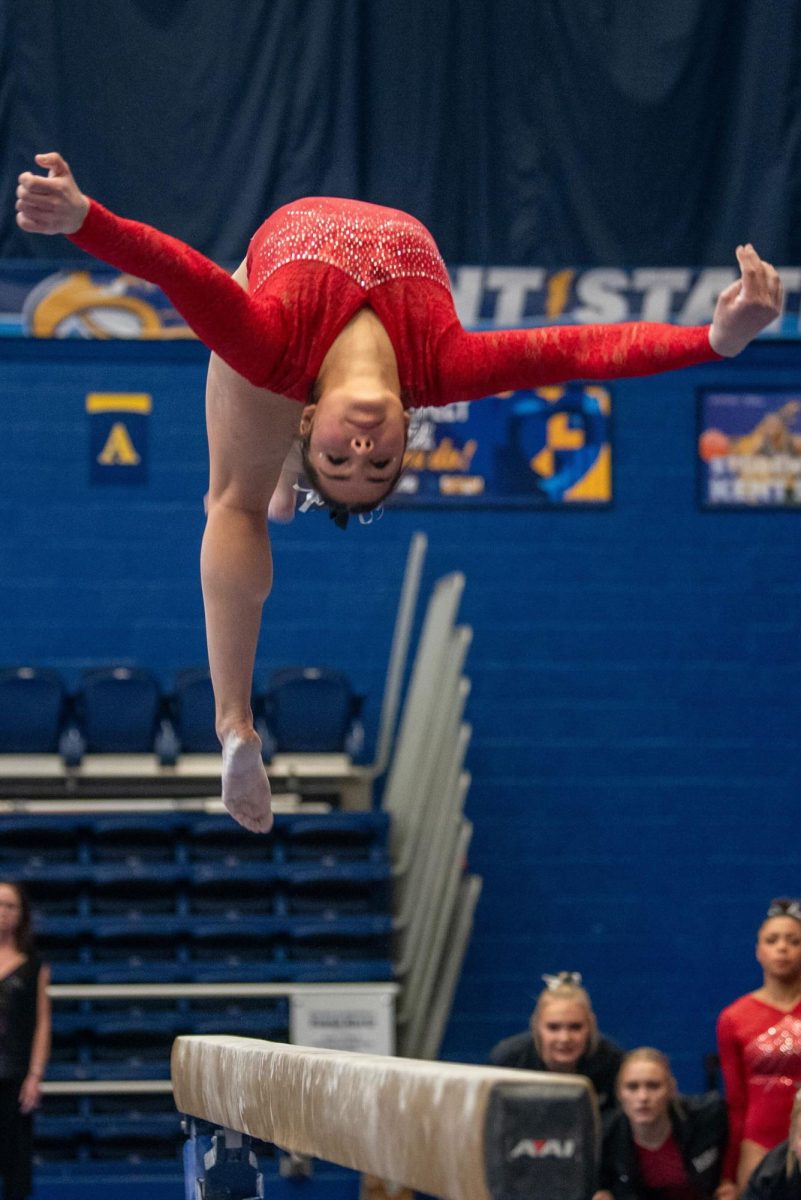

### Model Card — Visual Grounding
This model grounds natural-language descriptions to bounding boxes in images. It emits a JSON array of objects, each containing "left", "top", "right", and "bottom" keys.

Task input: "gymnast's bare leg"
[{"left": 202, "top": 263, "right": 300, "bottom": 831}]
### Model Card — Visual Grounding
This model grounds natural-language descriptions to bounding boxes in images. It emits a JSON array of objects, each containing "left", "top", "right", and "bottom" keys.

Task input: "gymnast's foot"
[{"left": 221, "top": 730, "right": 274, "bottom": 833}]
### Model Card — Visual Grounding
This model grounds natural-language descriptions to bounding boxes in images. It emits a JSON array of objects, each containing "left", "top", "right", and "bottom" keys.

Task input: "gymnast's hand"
[
  {"left": 709, "top": 243, "right": 783, "bottom": 356},
  {"left": 16, "top": 152, "right": 90, "bottom": 236}
]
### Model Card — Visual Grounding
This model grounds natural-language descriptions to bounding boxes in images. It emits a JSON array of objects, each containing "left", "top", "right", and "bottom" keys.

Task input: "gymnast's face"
[
  {"left": 617, "top": 1060, "right": 674, "bottom": 1130},
  {"left": 535, "top": 1000, "right": 591, "bottom": 1072},
  {"left": 300, "top": 386, "right": 409, "bottom": 507},
  {"left": 756, "top": 916, "right": 801, "bottom": 981}
]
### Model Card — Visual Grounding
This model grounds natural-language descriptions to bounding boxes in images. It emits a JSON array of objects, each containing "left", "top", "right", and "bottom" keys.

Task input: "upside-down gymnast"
[{"left": 16, "top": 152, "right": 783, "bottom": 833}]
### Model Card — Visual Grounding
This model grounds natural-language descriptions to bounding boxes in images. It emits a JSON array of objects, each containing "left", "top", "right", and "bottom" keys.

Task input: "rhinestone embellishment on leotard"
[
  {"left": 250, "top": 201, "right": 451, "bottom": 293},
  {"left": 749, "top": 1016, "right": 801, "bottom": 1088}
]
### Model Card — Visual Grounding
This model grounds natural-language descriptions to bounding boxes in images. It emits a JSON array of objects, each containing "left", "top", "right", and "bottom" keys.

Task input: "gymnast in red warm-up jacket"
[{"left": 15, "top": 152, "right": 783, "bottom": 835}]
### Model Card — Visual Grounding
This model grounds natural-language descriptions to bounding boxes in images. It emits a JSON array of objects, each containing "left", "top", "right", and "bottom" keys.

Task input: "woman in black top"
[
  {"left": 0, "top": 881, "right": 51, "bottom": 1200},
  {"left": 490, "top": 972, "right": 624, "bottom": 1114},
  {"left": 742, "top": 1089, "right": 801, "bottom": 1200},
  {"left": 594, "top": 1047, "right": 732, "bottom": 1200}
]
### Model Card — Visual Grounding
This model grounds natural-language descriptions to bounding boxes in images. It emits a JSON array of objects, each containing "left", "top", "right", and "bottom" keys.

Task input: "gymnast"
[
  {"left": 16, "top": 152, "right": 783, "bottom": 833},
  {"left": 718, "top": 899, "right": 801, "bottom": 1194}
]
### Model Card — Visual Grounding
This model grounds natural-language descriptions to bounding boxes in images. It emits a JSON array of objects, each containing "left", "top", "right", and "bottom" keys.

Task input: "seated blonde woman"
[
  {"left": 490, "top": 972, "right": 624, "bottom": 1113},
  {"left": 594, "top": 1047, "right": 732, "bottom": 1200}
]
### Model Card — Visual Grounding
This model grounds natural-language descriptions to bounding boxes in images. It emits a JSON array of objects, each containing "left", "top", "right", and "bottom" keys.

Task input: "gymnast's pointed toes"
[{"left": 221, "top": 730, "right": 274, "bottom": 832}]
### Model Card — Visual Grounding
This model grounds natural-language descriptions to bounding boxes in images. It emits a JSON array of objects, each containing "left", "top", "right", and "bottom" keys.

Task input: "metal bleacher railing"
[{"left": 379, "top": 570, "right": 482, "bottom": 1058}]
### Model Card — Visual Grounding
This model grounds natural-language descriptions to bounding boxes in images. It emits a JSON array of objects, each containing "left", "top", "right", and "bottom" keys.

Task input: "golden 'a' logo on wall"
[
  {"left": 97, "top": 422, "right": 141, "bottom": 465},
  {"left": 86, "top": 393, "right": 151, "bottom": 485}
]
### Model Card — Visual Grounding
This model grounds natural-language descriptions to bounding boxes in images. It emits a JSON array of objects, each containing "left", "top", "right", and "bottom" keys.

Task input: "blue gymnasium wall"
[{"left": 1, "top": 337, "right": 801, "bottom": 1092}]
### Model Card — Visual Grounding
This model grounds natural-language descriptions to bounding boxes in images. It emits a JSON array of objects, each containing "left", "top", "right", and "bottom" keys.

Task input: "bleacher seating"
[
  {"left": 258, "top": 666, "right": 364, "bottom": 757},
  {"left": 0, "top": 666, "right": 66, "bottom": 752},
  {"left": 10, "top": 806, "right": 394, "bottom": 1145},
  {"left": 77, "top": 666, "right": 164, "bottom": 753},
  {"left": 0, "top": 662, "right": 367, "bottom": 766},
  {"left": 12, "top": 802, "right": 396, "bottom": 1172},
  {"left": 0, "top": 651, "right": 400, "bottom": 1174},
  {"left": 170, "top": 667, "right": 218, "bottom": 752}
]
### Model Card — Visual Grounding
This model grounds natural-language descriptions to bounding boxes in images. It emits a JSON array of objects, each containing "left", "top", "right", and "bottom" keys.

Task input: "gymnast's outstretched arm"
[
  {"left": 16, "top": 152, "right": 288, "bottom": 387},
  {"left": 434, "top": 246, "right": 782, "bottom": 402}
]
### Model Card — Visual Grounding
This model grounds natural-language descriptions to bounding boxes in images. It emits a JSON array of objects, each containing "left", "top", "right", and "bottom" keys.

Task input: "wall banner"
[
  {"left": 86, "top": 392, "right": 151, "bottom": 485},
  {"left": 697, "top": 390, "right": 801, "bottom": 508},
  {"left": 1, "top": 263, "right": 800, "bottom": 338},
  {"left": 387, "top": 384, "right": 612, "bottom": 508}
]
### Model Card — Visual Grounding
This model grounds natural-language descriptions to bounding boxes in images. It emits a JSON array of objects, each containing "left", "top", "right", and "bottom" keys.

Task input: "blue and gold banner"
[
  {"left": 697, "top": 390, "right": 801, "bottom": 508},
  {"left": 388, "top": 384, "right": 611, "bottom": 508},
  {"left": 86, "top": 393, "right": 151, "bottom": 485},
  {"left": 1, "top": 263, "right": 800, "bottom": 338},
  {"left": 3, "top": 268, "right": 193, "bottom": 338}
]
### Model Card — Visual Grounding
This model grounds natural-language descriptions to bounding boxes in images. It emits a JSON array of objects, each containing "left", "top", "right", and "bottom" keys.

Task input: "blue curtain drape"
[{"left": 3, "top": 0, "right": 800, "bottom": 266}]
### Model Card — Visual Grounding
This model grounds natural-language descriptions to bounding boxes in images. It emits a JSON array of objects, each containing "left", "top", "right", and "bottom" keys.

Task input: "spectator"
[
  {"left": 0, "top": 881, "right": 51, "bottom": 1200},
  {"left": 741, "top": 1087, "right": 801, "bottom": 1200},
  {"left": 490, "top": 971, "right": 623, "bottom": 1113},
  {"left": 717, "top": 899, "right": 801, "bottom": 1194},
  {"left": 593, "top": 1047, "right": 732, "bottom": 1200}
]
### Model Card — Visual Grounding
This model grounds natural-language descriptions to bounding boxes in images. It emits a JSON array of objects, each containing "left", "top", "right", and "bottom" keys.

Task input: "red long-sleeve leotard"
[
  {"left": 717, "top": 994, "right": 801, "bottom": 1181},
  {"left": 69, "top": 196, "right": 721, "bottom": 404}
]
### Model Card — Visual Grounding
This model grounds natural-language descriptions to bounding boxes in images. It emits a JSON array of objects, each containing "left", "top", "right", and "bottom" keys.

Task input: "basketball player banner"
[
  {"left": 697, "top": 389, "right": 801, "bottom": 508},
  {"left": 388, "top": 385, "right": 612, "bottom": 508}
]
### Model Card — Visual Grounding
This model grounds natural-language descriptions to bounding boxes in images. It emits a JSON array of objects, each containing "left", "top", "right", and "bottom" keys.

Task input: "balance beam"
[{"left": 171, "top": 1035, "right": 599, "bottom": 1200}]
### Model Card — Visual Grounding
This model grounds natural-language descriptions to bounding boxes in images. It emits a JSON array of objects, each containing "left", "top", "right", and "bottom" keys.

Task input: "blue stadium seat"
[
  {"left": 29, "top": 879, "right": 87, "bottom": 925},
  {"left": 282, "top": 811, "right": 390, "bottom": 862},
  {"left": 91, "top": 1000, "right": 188, "bottom": 1037},
  {"left": 33, "top": 1137, "right": 89, "bottom": 1164},
  {"left": 186, "top": 997, "right": 289, "bottom": 1038},
  {"left": 37, "top": 931, "right": 94, "bottom": 984},
  {"left": 187, "top": 814, "right": 278, "bottom": 865},
  {"left": 91, "top": 877, "right": 181, "bottom": 919},
  {"left": 92, "top": 930, "right": 187, "bottom": 983},
  {"left": 89, "top": 1134, "right": 182, "bottom": 1163},
  {"left": 189, "top": 877, "right": 277, "bottom": 919},
  {"left": 282, "top": 958, "right": 395, "bottom": 983},
  {"left": 0, "top": 816, "right": 87, "bottom": 879},
  {"left": 171, "top": 667, "right": 219, "bottom": 753},
  {"left": 283, "top": 860, "right": 392, "bottom": 917},
  {"left": 0, "top": 666, "right": 66, "bottom": 752},
  {"left": 89, "top": 1094, "right": 181, "bottom": 1140},
  {"left": 91, "top": 913, "right": 186, "bottom": 939},
  {"left": 50, "top": 1000, "right": 93, "bottom": 1037},
  {"left": 190, "top": 860, "right": 280, "bottom": 887},
  {"left": 89, "top": 817, "right": 183, "bottom": 885},
  {"left": 189, "top": 930, "right": 284, "bottom": 982},
  {"left": 33, "top": 913, "right": 88, "bottom": 938},
  {"left": 91, "top": 1031, "right": 175, "bottom": 1080},
  {"left": 75, "top": 665, "right": 164, "bottom": 753},
  {"left": 37, "top": 1096, "right": 90, "bottom": 1140},
  {"left": 46, "top": 1031, "right": 93, "bottom": 1081},
  {"left": 285, "top": 914, "right": 394, "bottom": 982},
  {"left": 258, "top": 666, "right": 364, "bottom": 756}
]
